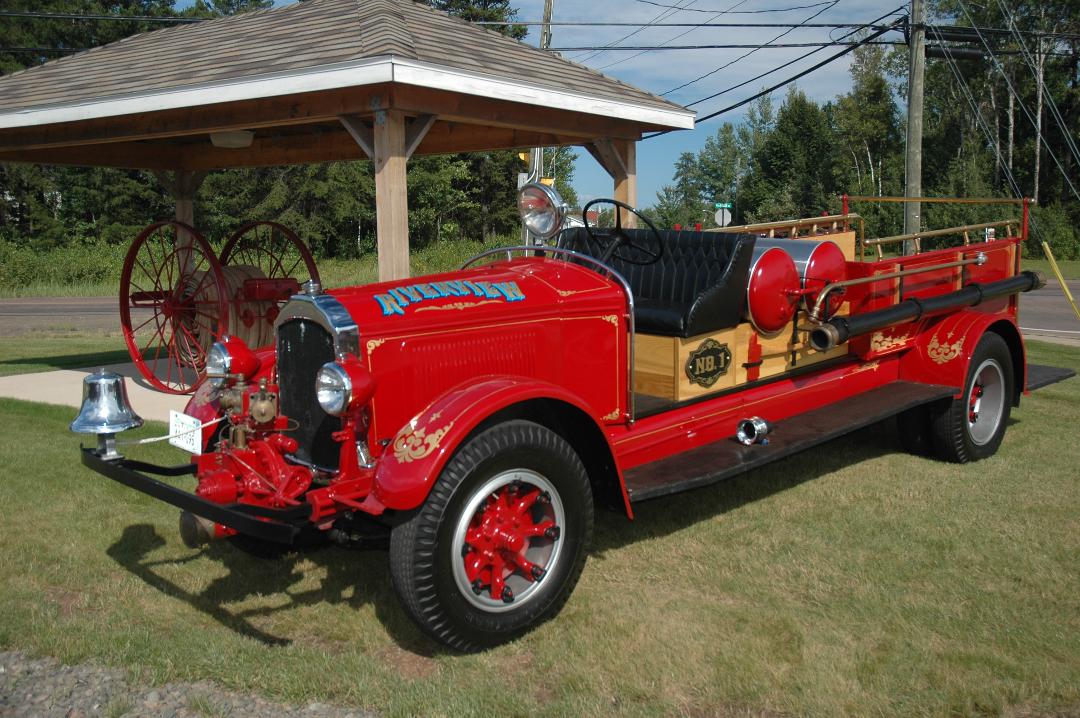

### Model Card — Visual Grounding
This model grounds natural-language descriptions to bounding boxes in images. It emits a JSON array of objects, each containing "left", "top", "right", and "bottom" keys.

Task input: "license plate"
[{"left": 169, "top": 410, "right": 203, "bottom": 455}]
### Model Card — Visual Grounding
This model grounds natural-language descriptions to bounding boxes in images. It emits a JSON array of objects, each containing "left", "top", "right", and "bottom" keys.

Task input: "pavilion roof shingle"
[{"left": 0, "top": 0, "right": 690, "bottom": 124}]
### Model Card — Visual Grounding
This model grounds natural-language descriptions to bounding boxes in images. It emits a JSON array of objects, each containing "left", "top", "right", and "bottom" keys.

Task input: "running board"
[
  {"left": 1027, "top": 364, "right": 1076, "bottom": 391},
  {"left": 624, "top": 382, "right": 956, "bottom": 502}
]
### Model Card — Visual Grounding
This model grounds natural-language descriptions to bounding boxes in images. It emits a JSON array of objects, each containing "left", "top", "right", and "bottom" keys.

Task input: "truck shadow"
[
  {"left": 590, "top": 417, "right": 1010, "bottom": 554},
  {"left": 106, "top": 524, "right": 438, "bottom": 654},
  {"left": 105, "top": 416, "right": 1020, "bottom": 655}
]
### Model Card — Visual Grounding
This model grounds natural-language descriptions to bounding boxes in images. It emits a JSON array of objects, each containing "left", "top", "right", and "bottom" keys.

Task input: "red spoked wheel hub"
[
  {"left": 220, "top": 221, "right": 320, "bottom": 334},
  {"left": 452, "top": 470, "right": 565, "bottom": 611},
  {"left": 119, "top": 221, "right": 228, "bottom": 394}
]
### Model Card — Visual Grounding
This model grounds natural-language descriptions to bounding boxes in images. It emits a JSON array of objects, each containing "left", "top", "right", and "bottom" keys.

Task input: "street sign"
[
  {"left": 714, "top": 201, "right": 732, "bottom": 209},
  {"left": 714, "top": 208, "right": 731, "bottom": 227}
]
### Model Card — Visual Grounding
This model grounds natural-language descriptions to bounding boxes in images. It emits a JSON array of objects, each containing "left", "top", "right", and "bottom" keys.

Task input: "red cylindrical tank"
[
  {"left": 745, "top": 246, "right": 800, "bottom": 335},
  {"left": 756, "top": 238, "right": 847, "bottom": 315}
]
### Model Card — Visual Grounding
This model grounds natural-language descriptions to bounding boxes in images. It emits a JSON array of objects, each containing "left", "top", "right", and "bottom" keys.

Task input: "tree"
[
  {"left": 428, "top": 0, "right": 527, "bottom": 39},
  {"left": 744, "top": 87, "right": 839, "bottom": 221}
]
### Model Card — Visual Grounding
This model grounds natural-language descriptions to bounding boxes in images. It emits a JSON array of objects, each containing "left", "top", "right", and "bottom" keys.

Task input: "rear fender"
[
  {"left": 372, "top": 376, "right": 626, "bottom": 513},
  {"left": 899, "top": 311, "right": 1024, "bottom": 403}
]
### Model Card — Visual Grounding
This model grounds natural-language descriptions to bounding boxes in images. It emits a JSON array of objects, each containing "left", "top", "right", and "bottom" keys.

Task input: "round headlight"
[
  {"left": 206, "top": 341, "right": 231, "bottom": 388},
  {"left": 517, "top": 182, "right": 566, "bottom": 240},
  {"left": 316, "top": 362, "right": 352, "bottom": 417}
]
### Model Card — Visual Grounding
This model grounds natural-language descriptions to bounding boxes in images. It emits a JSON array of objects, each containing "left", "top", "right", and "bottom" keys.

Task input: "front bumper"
[{"left": 81, "top": 448, "right": 310, "bottom": 544}]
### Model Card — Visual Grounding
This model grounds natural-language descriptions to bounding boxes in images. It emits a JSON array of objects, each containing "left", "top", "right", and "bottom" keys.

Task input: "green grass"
[
  {"left": 1022, "top": 257, "right": 1080, "bottom": 281},
  {"left": 1, "top": 342, "right": 1078, "bottom": 716},
  {"left": 0, "top": 329, "right": 129, "bottom": 376},
  {"left": 0, "top": 236, "right": 512, "bottom": 298}
]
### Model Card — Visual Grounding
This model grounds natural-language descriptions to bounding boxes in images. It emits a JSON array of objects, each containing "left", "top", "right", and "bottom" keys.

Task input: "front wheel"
[
  {"left": 930, "top": 332, "right": 1014, "bottom": 463},
  {"left": 389, "top": 420, "right": 593, "bottom": 651}
]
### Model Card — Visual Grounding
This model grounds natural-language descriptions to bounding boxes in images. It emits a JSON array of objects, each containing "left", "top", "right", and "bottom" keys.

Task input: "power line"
[
  {"left": 0, "top": 11, "right": 199, "bottom": 23},
  {"left": 644, "top": 19, "right": 902, "bottom": 139},
  {"left": 632, "top": 0, "right": 835, "bottom": 13},
  {"left": 660, "top": 0, "right": 838, "bottom": 96},
  {"left": 596, "top": 0, "right": 750, "bottom": 72},
  {"left": 571, "top": 0, "right": 698, "bottom": 64},
  {"left": 993, "top": 0, "right": 1080, "bottom": 170},
  {"left": 550, "top": 41, "right": 902, "bottom": 50},
  {"left": 953, "top": 0, "right": 1080, "bottom": 203},
  {"left": 679, "top": 6, "right": 907, "bottom": 109},
  {"left": 477, "top": 21, "right": 894, "bottom": 29}
]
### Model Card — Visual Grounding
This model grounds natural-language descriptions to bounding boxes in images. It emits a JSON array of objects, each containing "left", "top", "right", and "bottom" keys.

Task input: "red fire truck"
[{"left": 79, "top": 184, "right": 1072, "bottom": 650}]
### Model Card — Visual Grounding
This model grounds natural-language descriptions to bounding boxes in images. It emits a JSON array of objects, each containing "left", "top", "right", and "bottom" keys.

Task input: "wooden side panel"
[
  {"left": 829, "top": 230, "right": 857, "bottom": 261},
  {"left": 676, "top": 328, "right": 739, "bottom": 398},
  {"left": 633, "top": 333, "right": 676, "bottom": 399}
]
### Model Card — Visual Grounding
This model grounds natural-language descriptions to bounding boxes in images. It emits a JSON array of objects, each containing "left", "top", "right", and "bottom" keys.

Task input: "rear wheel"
[
  {"left": 389, "top": 420, "right": 593, "bottom": 651},
  {"left": 930, "top": 332, "right": 1013, "bottom": 463}
]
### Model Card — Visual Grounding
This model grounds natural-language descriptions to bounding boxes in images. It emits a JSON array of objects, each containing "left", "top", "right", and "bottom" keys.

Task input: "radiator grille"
[{"left": 276, "top": 318, "right": 341, "bottom": 467}]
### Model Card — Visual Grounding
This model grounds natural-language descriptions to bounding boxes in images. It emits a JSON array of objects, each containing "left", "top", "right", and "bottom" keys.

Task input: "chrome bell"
[{"left": 70, "top": 369, "right": 143, "bottom": 460}]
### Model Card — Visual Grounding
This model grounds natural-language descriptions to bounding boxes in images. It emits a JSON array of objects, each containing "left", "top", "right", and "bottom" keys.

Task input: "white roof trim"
[
  {"left": 391, "top": 57, "right": 695, "bottom": 130},
  {"left": 0, "top": 55, "right": 695, "bottom": 131}
]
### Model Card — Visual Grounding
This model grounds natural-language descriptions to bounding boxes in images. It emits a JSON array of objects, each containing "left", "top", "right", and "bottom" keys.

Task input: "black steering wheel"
[{"left": 581, "top": 198, "right": 665, "bottom": 266}]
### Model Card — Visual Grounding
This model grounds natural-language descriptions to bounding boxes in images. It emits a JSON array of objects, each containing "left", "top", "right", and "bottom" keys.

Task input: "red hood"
[{"left": 326, "top": 256, "right": 625, "bottom": 339}]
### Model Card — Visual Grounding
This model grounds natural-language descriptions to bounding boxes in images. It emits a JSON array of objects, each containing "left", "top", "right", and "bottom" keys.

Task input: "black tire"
[
  {"left": 896, "top": 403, "right": 936, "bottom": 456},
  {"left": 930, "top": 332, "right": 1014, "bottom": 463},
  {"left": 389, "top": 420, "right": 593, "bottom": 651}
]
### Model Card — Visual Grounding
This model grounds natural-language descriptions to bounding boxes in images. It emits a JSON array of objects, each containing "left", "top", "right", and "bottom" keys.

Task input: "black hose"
[{"left": 810, "top": 270, "right": 1044, "bottom": 351}]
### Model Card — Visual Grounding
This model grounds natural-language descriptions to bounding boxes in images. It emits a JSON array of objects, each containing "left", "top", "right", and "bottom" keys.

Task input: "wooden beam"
[
  {"left": 389, "top": 85, "right": 647, "bottom": 141},
  {"left": 0, "top": 143, "right": 181, "bottom": 169},
  {"left": 0, "top": 85, "right": 393, "bottom": 152},
  {"left": 0, "top": 121, "right": 586, "bottom": 171},
  {"left": 373, "top": 109, "right": 410, "bottom": 282},
  {"left": 404, "top": 113, "right": 436, "bottom": 160},
  {"left": 586, "top": 138, "right": 627, "bottom": 180},
  {"left": 338, "top": 114, "right": 374, "bottom": 158}
]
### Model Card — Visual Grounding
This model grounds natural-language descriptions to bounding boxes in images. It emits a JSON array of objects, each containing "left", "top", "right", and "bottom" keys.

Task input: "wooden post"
[
  {"left": 612, "top": 139, "right": 637, "bottom": 228},
  {"left": 153, "top": 170, "right": 205, "bottom": 276},
  {"left": 586, "top": 138, "right": 637, "bottom": 228},
  {"left": 374, "top": 109, "right": 410, "bottom": 281}
]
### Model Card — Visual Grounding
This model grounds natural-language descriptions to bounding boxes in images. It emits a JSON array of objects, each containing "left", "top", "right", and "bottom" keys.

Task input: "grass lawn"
[
  {"left": 1, "top": 342, "right": 1078, "bottom": 717},
  {"left": 0, "top": 329, "right": 129, "bottom": 377},
  {"left": 1024, "top": 257, "right": 1080, "bottom": 281}
]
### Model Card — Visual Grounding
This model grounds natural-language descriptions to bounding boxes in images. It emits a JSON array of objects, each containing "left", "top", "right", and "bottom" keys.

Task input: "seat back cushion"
[{"left": 559, "top": 227, "right": 756, "bottom": 336}]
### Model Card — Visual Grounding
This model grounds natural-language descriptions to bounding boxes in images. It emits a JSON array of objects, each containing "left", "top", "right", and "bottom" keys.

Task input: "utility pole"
[
  {"left": 525, "top": 0, "right": 554, "bottom": 245},
  {"left": 527, "top": 0, "right": 554, "bottom": 185},
  {"left": 903, "top": 0, "right": 925, "bottom": 254}
]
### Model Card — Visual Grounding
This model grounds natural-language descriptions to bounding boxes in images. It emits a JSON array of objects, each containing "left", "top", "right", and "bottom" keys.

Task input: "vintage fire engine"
[{"left": 76, "top": 184, "right": 1072, "bottom": 650}]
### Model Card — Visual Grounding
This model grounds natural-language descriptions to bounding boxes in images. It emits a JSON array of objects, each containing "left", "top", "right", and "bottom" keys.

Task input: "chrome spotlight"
[
  {"left": 70, "top": 369, "right": 143, "bottom": 460},
  {"left": 736, "top": 416, "right": 771, "bottom": 446}
]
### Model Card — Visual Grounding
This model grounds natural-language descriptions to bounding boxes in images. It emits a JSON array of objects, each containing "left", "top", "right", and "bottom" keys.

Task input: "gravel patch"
[{"left": 0, "top": 651, "right": 377, "bottom": 718}]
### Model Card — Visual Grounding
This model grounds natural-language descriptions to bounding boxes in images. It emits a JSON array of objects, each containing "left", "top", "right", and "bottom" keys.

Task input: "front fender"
[
  {"left": 900, "top": 311, "right": 1024, "bottom": 399},
  {"left": 372, "top": 376, "right": 614, "bottom": 511}
]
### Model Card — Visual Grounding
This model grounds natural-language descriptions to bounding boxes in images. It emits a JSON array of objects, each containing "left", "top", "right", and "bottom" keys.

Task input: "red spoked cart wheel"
[
  {"left": 220, "top": 221, "right": 319, "bottom": 285},
  {"left": 119, "top": 221, "right": 228, "bottom": 395},
  {"left": 219, "top": 221, "right": 320, "bottom": 343}
]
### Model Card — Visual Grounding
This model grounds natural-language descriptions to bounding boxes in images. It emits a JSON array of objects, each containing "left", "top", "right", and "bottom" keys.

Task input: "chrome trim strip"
[
  {"left": 462, "top": 245, "right": 637, "bottom": 426},
  {"left": 275, "top": 292, "right": 360, "bottom": 360}
]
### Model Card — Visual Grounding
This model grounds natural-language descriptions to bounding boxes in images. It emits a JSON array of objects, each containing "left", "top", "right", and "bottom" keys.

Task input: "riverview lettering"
[{"left": 374, "top": 280, "right": 526, "bottom": 316}]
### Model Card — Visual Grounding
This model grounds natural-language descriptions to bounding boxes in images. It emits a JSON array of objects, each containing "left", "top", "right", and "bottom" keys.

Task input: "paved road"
[
  {"left": 1018, "top": 279, "right": 1080, "bottom": 347},
  {"left": 1, "top": 284, "right": 1078, "bottom": 344},
  {"left": 0, "top": 296, "right": 127, "bottom": 336}
]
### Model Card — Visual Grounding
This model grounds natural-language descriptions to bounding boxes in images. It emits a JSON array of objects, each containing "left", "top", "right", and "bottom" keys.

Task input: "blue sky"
[{"left": 185, "top": 0, "right": 900, "bottom": 207}]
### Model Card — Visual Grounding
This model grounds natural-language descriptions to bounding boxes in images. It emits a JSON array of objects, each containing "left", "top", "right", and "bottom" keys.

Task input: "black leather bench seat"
[{"left": 560, "top": 227, "right": 757, "bottom": 337}]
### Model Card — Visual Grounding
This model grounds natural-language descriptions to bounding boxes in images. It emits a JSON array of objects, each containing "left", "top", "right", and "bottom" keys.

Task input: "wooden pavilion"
[{"left": 0, "top": 0, "right": 695, "bottom": 280}]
